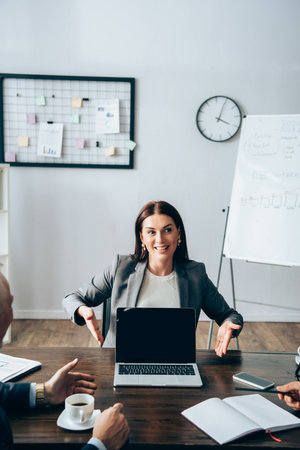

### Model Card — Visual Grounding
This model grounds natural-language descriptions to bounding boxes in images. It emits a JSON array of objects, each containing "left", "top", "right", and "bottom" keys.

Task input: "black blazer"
[{"left": 0, "top": 381, "right": 31, "bottom": 449}]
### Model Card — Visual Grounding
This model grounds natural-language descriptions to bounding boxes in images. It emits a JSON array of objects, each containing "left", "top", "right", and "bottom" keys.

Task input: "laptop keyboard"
[{"left": 119, "top": 364, "right": 195, "bottom": 375}]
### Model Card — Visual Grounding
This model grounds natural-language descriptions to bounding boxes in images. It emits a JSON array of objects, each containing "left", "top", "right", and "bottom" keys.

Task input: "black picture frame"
[{"left": 0, "top": 73, "right": 135, "bottom": 169}]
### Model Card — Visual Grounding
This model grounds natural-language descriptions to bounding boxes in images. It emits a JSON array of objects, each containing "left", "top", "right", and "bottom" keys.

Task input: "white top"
[{"left": 137, "top": 269, "right": 180, "bottom": 308}]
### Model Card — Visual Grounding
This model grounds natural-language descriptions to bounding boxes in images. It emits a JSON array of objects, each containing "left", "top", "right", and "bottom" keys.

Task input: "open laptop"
[{"left": 113, "top": 307, "right": 203, "bottom": 387}]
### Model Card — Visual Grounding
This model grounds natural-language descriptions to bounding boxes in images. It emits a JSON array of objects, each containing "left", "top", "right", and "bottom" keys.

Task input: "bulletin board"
[{"left": 0, "top": 73, "right": 135, "bottom": 169}]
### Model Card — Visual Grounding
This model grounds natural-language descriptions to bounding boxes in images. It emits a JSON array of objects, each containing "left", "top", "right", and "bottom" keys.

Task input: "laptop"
[{"left": 113, "top": 307, "right": 203, "bottom": 387}]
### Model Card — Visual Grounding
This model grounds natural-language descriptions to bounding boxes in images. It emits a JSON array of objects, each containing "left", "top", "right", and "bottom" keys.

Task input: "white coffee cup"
[{"left": 65, "top": 393, "right": 94, "bottom": 424}]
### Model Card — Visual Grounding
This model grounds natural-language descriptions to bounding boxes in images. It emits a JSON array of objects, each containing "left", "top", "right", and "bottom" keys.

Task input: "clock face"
[{"left": 196, "top": 96, "right": 242, "bottom": 142}]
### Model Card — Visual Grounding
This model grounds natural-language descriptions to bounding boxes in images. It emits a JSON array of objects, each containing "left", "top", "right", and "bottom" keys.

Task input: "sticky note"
[
  {"left": 126, "top": 140, "right": 136, "bottom": 151},
  {"left": 36, "top": 96, "right": 46, "bottom": 106},
  {"left": 72, "top": 98, "right": 83, "bottom": 108},
  {"left": 27, "top": 113, "right": 36, "bottom": 124},
  {"left": 5, "top": 152, "right": 16, "bottom": 162},
  {"left": 70, "top": 114, "right": 80, "bottom": 123},
  {"left": 105, "top": 146, "right": 116, "bottom": 156},
  {"left": 76, "top": 138, "right": 85, "bottom": 149},
  {"left": 18, "top": 136, "right": 29, "bottom": 147}
]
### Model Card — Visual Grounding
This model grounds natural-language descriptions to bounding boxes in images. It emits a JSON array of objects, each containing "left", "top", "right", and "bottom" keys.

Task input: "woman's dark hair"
[{"left": 132, "top": 200, "right": 189, "bottom": 262}]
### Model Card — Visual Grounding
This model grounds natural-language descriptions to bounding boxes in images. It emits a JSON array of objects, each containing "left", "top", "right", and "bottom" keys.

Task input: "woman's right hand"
[{"left": 77, "top": 306, "right": 104, "bottom": 346}]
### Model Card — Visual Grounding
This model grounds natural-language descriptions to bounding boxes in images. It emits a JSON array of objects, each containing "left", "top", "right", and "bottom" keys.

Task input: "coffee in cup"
[{"left": 65, "top": 393, "right": 94, "bottom": 424}]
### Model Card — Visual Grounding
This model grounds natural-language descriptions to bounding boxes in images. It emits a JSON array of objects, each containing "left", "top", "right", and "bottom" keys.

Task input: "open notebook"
[{"left": 182, "top": 394, "right": 300, "bottom": 445}]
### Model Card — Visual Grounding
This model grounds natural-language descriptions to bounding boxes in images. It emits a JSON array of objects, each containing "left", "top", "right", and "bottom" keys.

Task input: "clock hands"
[
  {"left": 196, "top": 96, "right": 242, "bottom": 142},
  {"left": 216, "top": 100, "right": 227, "bottom": 122},
  {"left": 215, "top": 117, "right": 230, "bottom": 125}
]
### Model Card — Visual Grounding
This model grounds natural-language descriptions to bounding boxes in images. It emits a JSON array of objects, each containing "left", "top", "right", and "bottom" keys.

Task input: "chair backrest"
[{"left": 101, "top": 298, "right": 111, "bottom": 340}]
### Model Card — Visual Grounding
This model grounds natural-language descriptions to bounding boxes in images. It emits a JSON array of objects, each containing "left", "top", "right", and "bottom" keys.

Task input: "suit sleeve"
[
  {"left": 0, "top": 381, "right": 31, "bottom": 411},
  {"left": 0, "top": 406, "right": 13, "bottom": 450},
  {"left": 200, "top": 269, "right": 243, "bottom": 337},
  {"left": 63, "top": 255, "right": 119, "bottom": 325},
  {"left": 81, "top": 445, "right": 100, "bottom": 450}
]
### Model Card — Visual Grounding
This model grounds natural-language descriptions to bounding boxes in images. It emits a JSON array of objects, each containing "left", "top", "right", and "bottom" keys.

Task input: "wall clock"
[{"left": 196, "top": 96, "right": 242, "bottom": 142}]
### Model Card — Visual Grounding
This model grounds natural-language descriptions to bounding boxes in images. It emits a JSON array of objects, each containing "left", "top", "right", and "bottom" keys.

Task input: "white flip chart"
[{"left": 224, "top": 114, "right": 300, "bottom": 266}]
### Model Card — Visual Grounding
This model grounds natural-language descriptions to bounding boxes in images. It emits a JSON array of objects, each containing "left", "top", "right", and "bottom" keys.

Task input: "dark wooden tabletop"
[{"left": 2, "top": 347, "right": 300, "bottom": 449}]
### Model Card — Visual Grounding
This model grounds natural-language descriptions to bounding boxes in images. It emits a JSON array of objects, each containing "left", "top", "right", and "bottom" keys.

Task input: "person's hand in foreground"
[
  {"left": 78, "top": 305, "right": 104, "bottom": 346},
  {"left": 44, "top": 358, "right": 97, "bottom": 405},
  {"left": 215, "top": 321, "right": 241, "bottom": 357},
  {"left": 277, "top": 381, "right": 300, "bottom": 411},
  {"left": 92, "top": 402, "right": 129, "bottom": 450}
]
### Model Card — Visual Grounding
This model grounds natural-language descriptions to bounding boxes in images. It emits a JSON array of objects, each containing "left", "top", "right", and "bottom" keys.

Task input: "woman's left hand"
[{"left": 215, "top": 321, "right": 241, "bottom": 357}]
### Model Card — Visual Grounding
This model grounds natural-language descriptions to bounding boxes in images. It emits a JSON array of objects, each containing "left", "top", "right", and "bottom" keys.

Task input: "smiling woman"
[
  {"left": 134, "top": 201, "right": 188, "bottom": 269},
  {"left": 63, "top": 200, "right": 243, "bottom": 355}
]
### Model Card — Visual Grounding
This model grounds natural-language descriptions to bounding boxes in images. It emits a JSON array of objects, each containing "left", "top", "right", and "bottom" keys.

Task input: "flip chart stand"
[{"left": 207, "top": 207, "right": 239, "bottom": 350}]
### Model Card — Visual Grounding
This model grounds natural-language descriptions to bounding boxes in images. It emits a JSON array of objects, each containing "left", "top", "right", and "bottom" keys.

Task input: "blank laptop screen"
[{"left": 116, "top": 307, "right": 196, "bottom": 363}]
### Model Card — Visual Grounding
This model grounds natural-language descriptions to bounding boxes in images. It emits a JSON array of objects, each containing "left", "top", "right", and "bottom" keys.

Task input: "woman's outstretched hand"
[
  {"left": 78, "top": 305, "right": 104, "bottom": 346},
  {"left": 215, "top": 320, "right": 241, "bottom": 357}
]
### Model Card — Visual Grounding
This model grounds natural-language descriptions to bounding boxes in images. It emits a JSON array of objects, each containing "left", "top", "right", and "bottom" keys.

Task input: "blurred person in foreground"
[{"left": 0, "top": 272, "right": 129, "bottom": 450}]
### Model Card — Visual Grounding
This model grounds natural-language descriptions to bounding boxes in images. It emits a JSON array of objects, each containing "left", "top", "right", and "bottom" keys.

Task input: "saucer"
[{"left": 57, "top": 409, "right": 101, "bottom": 431}]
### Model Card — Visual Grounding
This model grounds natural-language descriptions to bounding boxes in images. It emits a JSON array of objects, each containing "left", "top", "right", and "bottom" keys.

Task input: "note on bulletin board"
[
  {"left": 37, "top": 123, "right": 63, "bottom": 158},
  {"left": 96, "top": 99, "right": 120, "bottom": 134}
]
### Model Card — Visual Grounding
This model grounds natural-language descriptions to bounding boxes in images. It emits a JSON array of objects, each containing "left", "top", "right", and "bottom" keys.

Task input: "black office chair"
[{"left": 101, "top": 298, "right": 111, "bottom": 341}]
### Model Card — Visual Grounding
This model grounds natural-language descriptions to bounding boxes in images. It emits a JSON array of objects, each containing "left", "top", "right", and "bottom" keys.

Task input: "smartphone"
[{"left": 232, "top": 372, "right": 275, "bottom": 390}]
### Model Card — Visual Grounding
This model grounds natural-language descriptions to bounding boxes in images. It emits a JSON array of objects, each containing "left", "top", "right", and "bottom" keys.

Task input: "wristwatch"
[{"left": 36, "top": 383, "right": 46, "bottom": 406}]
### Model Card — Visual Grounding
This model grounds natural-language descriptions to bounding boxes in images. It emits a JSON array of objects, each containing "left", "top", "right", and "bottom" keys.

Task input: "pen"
[{"left": 235, "top": 387, "right": 293, "bottom": 395}]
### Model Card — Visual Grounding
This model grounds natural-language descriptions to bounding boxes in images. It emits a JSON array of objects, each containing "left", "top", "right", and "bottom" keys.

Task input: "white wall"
[{"left": 1, "top": 0, "right": 299, "bottom": 321}]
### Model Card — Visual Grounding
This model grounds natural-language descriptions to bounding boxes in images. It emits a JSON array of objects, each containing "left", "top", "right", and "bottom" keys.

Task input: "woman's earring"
[
  {"left": 177, "top": 239, "right": 182, "bottom": 247},
  {"left": 142, "top": 243, "right": 146, "bottom": 250}
]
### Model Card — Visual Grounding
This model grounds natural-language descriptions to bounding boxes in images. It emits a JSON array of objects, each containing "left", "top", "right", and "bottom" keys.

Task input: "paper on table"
[{"left": 0, "top": 353, "right": 41, "bottom": 382}]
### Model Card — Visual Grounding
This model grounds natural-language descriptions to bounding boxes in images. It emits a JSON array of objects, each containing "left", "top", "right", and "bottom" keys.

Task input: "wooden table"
[{"left": 2, "top": 348, "right": 300, "bottom": 449}]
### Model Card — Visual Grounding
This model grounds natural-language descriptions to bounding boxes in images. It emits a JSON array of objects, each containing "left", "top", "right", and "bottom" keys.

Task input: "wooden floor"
[{"left": 4, "top": 319, "right": 299, "bottom": 352}]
